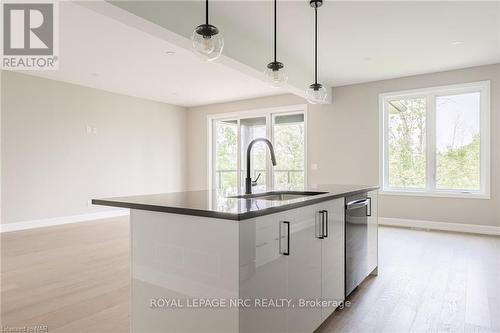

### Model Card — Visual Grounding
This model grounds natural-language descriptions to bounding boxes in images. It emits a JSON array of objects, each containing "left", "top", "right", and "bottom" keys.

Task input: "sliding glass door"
[
  {"left": 211, "top": 107, "right": 306, "bottom": 192},
  {"left": 240, "top": 117, "right": 268, "bottom": 191},
  {"left": 213, "top": 119, "right": 238, "bottom": 191},
  {"left": 272, "top": 113, "right": 305, "bottom": 190}
]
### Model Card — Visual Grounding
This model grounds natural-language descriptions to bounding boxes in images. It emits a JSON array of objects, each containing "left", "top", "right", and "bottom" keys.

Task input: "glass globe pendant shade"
[
  {"left": 191, "top": 24, "right": 224, "bottom": 61},
  {"left": 264, "top": 62, "right": 288, "bottom": 88},
  {"left": 306, "top": 83, "right": 327, "bottom": 104}
]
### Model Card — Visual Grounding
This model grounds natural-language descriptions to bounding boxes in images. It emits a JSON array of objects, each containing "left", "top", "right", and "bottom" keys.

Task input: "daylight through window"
[
  {"left": 380, "top": 81, "right": 490, "bottom": 197},
  {"left": 211, "top": 107, "right": 306, "bottom": 193}
]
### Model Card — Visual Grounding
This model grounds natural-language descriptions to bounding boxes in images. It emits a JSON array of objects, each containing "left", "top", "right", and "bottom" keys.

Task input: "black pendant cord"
[
  {"left": 206, "top": 0, "right": 209, "bottom": 25},
  {"left": 274, "top": 0, "right": 277, "bottom": 63},
  {"left": 314, "top": 5, "right": 318, "bottom": 85}
]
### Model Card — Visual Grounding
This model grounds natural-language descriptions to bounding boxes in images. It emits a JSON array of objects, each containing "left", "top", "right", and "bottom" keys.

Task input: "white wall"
[
  {"left": 3, "top": 64, "right": 498, "bottom": 228},
  {"left": 1, "top": 71, "right": 187, "bottom": 224},
  {"left": 187, "top": 64, "right": 500, "bottom": 227}
]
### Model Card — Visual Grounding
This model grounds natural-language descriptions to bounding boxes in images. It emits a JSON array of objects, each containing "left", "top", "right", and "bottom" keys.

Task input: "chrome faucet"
[{"left": 245, "top": 138, "right": 277, "bottom": 194}]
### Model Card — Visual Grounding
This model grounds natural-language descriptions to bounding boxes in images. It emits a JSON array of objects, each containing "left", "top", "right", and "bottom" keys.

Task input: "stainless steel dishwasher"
[{"left": 345, "top": 192, "right": 377, "bottom": 296}]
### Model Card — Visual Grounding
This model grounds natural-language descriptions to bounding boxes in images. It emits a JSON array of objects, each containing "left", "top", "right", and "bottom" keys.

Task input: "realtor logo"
[{"left": 1, "top": 1, "right": 58, "bottom": 69}]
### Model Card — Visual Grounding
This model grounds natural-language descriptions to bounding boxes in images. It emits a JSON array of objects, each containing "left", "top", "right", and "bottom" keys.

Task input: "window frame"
[
  {"left": 379, "top": 81, "right": 490, "bottom": 199},
  {"left": 207, "top": 104, "right": 308, "bottom": 191}
]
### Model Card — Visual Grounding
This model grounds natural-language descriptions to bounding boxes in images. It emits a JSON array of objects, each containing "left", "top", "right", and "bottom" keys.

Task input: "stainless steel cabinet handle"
[
  {"left": 346, "top": 198, "right": 369, "bottom": 210},
  {"left": 279, "top": 221, "right": 290, "bottom": 255}
]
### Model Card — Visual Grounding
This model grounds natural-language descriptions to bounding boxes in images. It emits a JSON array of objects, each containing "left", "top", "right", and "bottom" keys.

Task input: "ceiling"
[
  {"left": 113, "top": 0, "right": 500, "bottom": 87},
  {"left": 19, "top": 1, "right": 500, "bottom": 107},
  {"left": 23, "top": 2, "right": 282, "bottom": 107}
]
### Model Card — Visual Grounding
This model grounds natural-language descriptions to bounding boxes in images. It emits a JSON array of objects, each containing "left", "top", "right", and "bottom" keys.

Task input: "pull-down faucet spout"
[{"left": 245, "top": 138, "right": 277, "bottom": 195}]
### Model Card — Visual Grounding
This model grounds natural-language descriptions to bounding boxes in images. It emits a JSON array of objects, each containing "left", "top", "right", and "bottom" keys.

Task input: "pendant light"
[
  {"left": 264, "top": 0, "right": 288, "bottom": 87},
  {"left": 191, "top": 0, "right": 224, "bottom": 61},
  {"left": 306, "top": 0, "right": 326, "bottom": 104}
]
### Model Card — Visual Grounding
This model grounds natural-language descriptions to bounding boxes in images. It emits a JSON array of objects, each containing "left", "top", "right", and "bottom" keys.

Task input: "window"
[
  {"left": 380, "top": 81, "right": 490, "bottom": 198},
  {"left": 210, "top": 106, "right": 307, "bottom": 193}
]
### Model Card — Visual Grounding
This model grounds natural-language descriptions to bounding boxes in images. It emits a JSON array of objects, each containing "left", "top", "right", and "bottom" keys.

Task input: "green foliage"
[
  {"left": 437, "top": 135, "right": 480, "bottom": 190},
  {"left": 274, "top": 123, "right": 304, "bottom": 170},
  {"left": 214, "top": 120, "right": 305, "bottom": 190},
  {"left": 215, "top": 122, "right": 238, "bottom": 189},
  {"left": 388, "top": 98, "right": 480, "bottom": 191},
  {"left": 274, "top": 123, "right": 305, "bottom": 190},
  {"left": 388, "top": 98, "right": 426, "bottom": 188},
  {"left": 215, "top": 122, "right": 237, "bottom": 170}
]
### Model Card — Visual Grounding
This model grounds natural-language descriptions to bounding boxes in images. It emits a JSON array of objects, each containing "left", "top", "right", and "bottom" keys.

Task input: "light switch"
[{"left": 311, "top": 163, "right": 318, "bottom": 170}]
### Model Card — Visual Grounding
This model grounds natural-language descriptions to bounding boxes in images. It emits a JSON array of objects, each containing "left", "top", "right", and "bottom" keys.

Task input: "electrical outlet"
[
  {"left": 311, "top": 163, "right": 318, "bottom": 170},
  {"left": 87, "top": 199, "right": 92, "bottom": 207}
]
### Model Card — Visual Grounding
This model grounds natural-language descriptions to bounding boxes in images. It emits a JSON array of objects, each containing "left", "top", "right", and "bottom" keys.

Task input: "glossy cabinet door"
[
  {"left": 239, "top": 211, "right": 289, "bottom": 333},
  {"left": 367, "top": 190, "right": 378, "bottom": 275},
  {"left": 320, "top": 198, "right": 345, "bottom": 321},
  {"left": 239, "top": 198, "right": 348, "bottom": 333},
  {"left": 286, "top": 203, "right": 323, "bottom": 333},
  {"left": 131, "top": 210, "right": 240, "bottom": 333}
]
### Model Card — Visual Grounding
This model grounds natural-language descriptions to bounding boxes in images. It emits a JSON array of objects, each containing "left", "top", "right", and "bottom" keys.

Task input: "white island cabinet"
[{"left": 131, "top": 198, "right": 345, "bottom": 333}]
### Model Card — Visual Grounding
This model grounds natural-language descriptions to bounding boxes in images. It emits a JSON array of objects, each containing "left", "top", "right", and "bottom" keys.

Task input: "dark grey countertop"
[{"left": 92, "top": 184, "right": 379, "bottom": 221}]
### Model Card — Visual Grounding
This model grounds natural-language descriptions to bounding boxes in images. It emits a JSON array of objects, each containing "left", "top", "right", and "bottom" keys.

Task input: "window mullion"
[
  {"left": 383, "top": 99, "right": 390, "bottom": 190},
  {"left": 236, "top": 119, "right": 242, "bottom": 191},
  {"left": 426, "top": 95, "right": 437, "bottom": 191}
]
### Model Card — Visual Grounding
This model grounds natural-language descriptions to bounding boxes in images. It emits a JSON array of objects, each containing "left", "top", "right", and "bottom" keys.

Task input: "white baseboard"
[
  {"left": 379, "top": 217, "right": 500, "bottom": 236},
  {"left": 0, "top": 209, "right": 130, "bottom": 233}
]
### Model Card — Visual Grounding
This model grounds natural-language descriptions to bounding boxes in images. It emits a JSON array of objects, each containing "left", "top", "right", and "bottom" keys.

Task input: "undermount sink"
[{"left": 228, "top": 191, "right": 328, "bottom": 201}]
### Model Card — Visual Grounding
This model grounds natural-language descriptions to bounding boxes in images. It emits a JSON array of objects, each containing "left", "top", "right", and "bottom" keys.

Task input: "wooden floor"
[
  {"left": 0, "top": 218, "right": 130, "bottom": 333},
  {"left": 1, "top": 218, "right": 499, "bottom": 333},
  {"left": 318, "top": 227, "right": 500, "bottom": 333}
]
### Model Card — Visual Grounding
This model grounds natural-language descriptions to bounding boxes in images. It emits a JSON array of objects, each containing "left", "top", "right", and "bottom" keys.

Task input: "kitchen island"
[{"left": 93, "top": 184, "right": 378, "bottom": 333}]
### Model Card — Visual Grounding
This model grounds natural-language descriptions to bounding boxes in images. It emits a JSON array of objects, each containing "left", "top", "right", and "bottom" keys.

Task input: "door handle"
[{"left": 279, "top": 221, "right": 290, "bottom": 255}]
